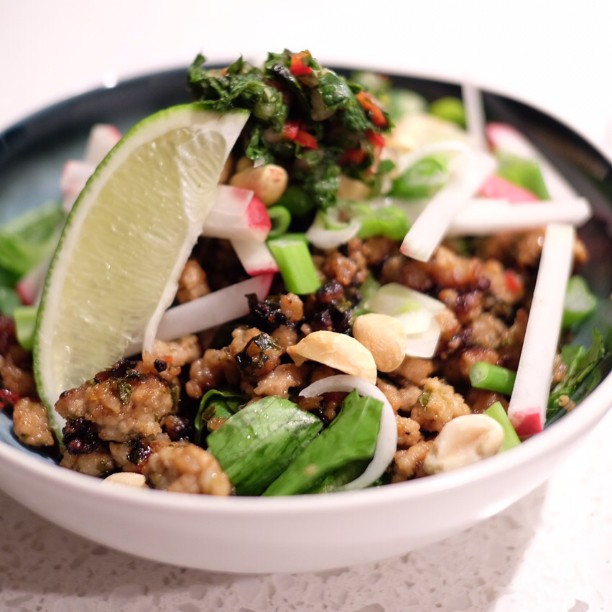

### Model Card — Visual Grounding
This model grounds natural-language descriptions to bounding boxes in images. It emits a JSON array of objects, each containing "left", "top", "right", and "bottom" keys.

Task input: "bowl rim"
[{"left": 0, "top": 65, "right": 610, "bottom": 514}]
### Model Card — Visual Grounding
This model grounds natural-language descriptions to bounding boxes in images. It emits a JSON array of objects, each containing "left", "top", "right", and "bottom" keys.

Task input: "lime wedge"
[{"left": 33, "top": 104, "right": 248, "bottom": 434}]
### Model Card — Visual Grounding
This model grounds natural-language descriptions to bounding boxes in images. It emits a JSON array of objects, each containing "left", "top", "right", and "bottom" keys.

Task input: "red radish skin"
[
  {"left": 479, "top": 174, "right": 540, "bottom": 202},
  {"left": 245, "top": 195, "right": 272, "bottom": 235},
  {"left": 231, "top": 238, "right": 280, "bottom": 276},
  {"left": 511, "top": 410, "right": 543, "bottom": 438}
]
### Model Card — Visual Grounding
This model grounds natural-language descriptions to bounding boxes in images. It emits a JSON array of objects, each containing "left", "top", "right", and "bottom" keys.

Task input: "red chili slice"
[{"left": 356, "top": 91, "right": 388, "bottom": 128}]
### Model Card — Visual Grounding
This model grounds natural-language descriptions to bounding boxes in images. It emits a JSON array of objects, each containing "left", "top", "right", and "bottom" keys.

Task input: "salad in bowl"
[{"left": 0, "top": 51, "right": 610, "bottom": 505}]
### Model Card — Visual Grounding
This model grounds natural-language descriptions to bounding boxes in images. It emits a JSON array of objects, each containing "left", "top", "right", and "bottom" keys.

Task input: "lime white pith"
[{"left": 33, "top": 104, "right": 249, "bottom": 435}]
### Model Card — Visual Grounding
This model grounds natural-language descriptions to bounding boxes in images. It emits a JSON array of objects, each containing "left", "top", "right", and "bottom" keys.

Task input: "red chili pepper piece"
[
  {"left": 505, "top": 270, "right": 523, "bottom": 294},
  {"left": 340, "top": 148, "right": 367, "bottom": 165},
  {"left": 0, "top": 388, "right": 20, "bottom": 410},
  {"left": 282, "top": 120, "right": 318, "bottom": 149},
  {"left": 290, "top": 52, "right": 313, "bottom": 77},
  {"left": 356, "top": 91, "right": 388, "bottom": 128},
  {"left": 366, "top": 129, "right": 386, "bottom": 148}
]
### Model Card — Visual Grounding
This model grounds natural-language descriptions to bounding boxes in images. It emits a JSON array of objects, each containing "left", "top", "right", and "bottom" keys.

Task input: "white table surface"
[{"left": 1, "top": 1, "right": 611, "bottom": 610}]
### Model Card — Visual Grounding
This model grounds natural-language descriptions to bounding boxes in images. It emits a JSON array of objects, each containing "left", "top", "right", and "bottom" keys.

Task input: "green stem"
[{"left": 469, "top": 361, "right": 516, "bottom": 395}]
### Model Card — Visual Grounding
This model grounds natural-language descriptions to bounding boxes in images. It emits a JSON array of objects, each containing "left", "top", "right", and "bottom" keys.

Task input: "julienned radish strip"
[
  {"left": 486, "top": 123, "right": 576, "bottom": 199},
  {"left": 400, "top": 150, "right": 495, "bottom": 261},
  {"left": 203, "top": 186, "right": 271, "bottom": 242},
  {"left": 507, "top": 223, "right": 576, "bottom": 437},
  {"left": 461, "top": 79, "right": 486, "bottom": 149},
  {"left": 124, "top": 274, "right": 274, "bottom": 354},
  {"left": 230, "top": 238, "right": 279, "bottom": 276},
  {"left": 299, "top": 375, "right": 397, "bottom": 491},
  {"left": 446, "top": 197, "right": 591, "bottom": 236}
]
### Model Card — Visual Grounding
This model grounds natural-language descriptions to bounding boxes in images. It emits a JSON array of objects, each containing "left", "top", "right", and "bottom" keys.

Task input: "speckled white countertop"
[{"left": 1, "top": 1, "right": 611, "bottom": 610}]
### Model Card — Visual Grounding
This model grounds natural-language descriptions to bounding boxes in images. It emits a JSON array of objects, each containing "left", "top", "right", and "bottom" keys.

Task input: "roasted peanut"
[
  {"left": 102, "top": 472, "right": 147, "bottom": 488},
  {"left": 229, "top": 164, "right": 288, "bottom": 205},
  {"left": 423, "top": 414, "right": 504, "bottom": 474},
  {"left": 352, "top": 313, "right": 407, "bottom": 372},
  {"left": 287, "top": 330, "right": 377, "bottom": 384}
]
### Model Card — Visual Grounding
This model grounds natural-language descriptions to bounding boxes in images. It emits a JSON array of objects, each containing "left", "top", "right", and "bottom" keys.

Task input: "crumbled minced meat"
[
  {"left": 410, "top": 377, "right": 471, "bottom": 433},
  {"left": 144, "top": 442, "right": 231, "bottom": 495},
  {"left": 392, "top": 440, "right": 433, "bottom": 481},
  {"left": 61, "top": 450, "right": 115, "bottom": 477},
  {"left": 55, "top": 374, "right": 175, "bottom": 443},
  {"left": 12, "top": 398, "right": 55, "bottom": 447}
]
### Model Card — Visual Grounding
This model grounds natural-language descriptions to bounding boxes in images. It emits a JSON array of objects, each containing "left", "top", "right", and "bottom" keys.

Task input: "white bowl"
[{"left": 0, "top": 68, "right": 610, "bottom": 573}]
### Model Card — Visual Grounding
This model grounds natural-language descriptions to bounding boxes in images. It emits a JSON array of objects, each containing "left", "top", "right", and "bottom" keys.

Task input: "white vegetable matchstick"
[
  {"left": 446, "top": 197, "right": 592, "bottom": 236},
  {"left": 507, "top": 223, "right": 576, "bottom": 437},
  {"left": 400, "top": 150, "right": 496, "bottom": 261},
  {"left": 461, "top": 78, "right": 486, "bottom": 150}
]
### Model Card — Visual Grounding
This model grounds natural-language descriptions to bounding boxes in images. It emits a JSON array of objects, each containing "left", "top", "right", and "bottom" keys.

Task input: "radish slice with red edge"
[
  {"left": 124, "top": 274, "right": 274, "bottom": 354},
  {"left": 230, "top": 238, "right": 279, "bottom": 275},
  {"left": 84, "top": 124, "right": 122, "bottom": 166},
  {"left": 60, "top": 160, "right": 96, "bottom": 211},
  {"left": 507, "top": 223, "right": 575, "bottom": 437},
  {"left": 299, "top": 375, "right": 397, "bottom": 491},
  {"left": 203, "top": 186, "right": 271, "bottom": 242},
  {"left": 486, "top": 123, "right": 576, "bottom": 199}
]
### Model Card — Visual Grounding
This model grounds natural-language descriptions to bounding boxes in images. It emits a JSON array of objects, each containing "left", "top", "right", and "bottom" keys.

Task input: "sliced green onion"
[
  {"left": 267, "top": 206, "right": 292, "bottom": 239},
  {"left": 0, "top": 286, "right": 21, "bottom": 317},
  {"left": 267, "top": 236, "right": 321, "bottom": 295},
  {"left": 276, "top": 185, "right": 314, "bottom": 216},
  {"left": 469, "top": 361, "right": 517, "bottom": 396},
  {"left": 496, "top": 152, "right": 549, "bottom": 200},
  {"left": 562, "top": 275, "right": 597, "bottom": 328},
  {"left": 13, "top": 305, "right": 38, "bottom": 351},
  {"left": 390, "top": 155, "right": 450, "bottom": 200},
  {"left": 357, "top": 206, "right": 410, "bottom": 241},
  {"left": 485, "top": 401, "right": 521, "bottom": 452},
  {"left": 429, "top": 97, "right": 466, "bottom": 128}
]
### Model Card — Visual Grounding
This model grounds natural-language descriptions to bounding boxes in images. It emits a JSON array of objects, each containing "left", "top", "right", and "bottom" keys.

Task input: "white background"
[{"left": 1, "top": 1, "right": 611, "bottom": 610}]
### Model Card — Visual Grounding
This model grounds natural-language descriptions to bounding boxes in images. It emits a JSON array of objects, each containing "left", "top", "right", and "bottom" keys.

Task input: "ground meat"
[
  {"left": 377, "top": 378, "right": 421, "bottom": 414},
  {"left": 253, "top": 364, "right": 307, "bottom": 398},
  {"left": 391, "top": 356, "right": 435, "bottom": 385},
  {"left": 12, "top": 398, "right": 55, "bottom": 447},
  {"left": 468, "top": 313, "right": 508, "bottom": 349},
  {"left": 320, "top": 239, "right": 368, "bottom": 287},
  {"left": 235, "top": 332, "right": 282, "bottom": 378},
  {"left": 437, "top": 288, "right": 484, "bottom": 324},
  {"left": 271, "top": 325, "right": 298, "bottom": 350},
  {"left": 410, "top": 377, "right": 471, "bottom": 432},
  {"left": 144, "top": 442, "right": 231, "bottom": 495},
  {"left": 152, "top": 335, "right": 202, "bottom": 369},
  {"left": 466, "top": 389, "right": 507, "bottom": 413},
  {"left": 426, "top": 246, "right": 483, "bottom": 290},
  {"left": 380, "top": 255, "right": 433, "bottom": 292},
  {"left": 361, "top": 236, "right": 397, "bottom": 266},
  {"left": 392, "top": 440, "right": 433, "bottom": 482},
  {"left": 481, "top": 259, "right": 524, "bottom": 305},
  {"left": 186, "top": 347, "right": 237, "bottom": 399},
  {"left": 0, "top": 353, "right": 37, "bottom": 398},
  {"left": 60, "top": 449, "right": 115, "bottom": 477},
  {"left": 498, "top": 309, "right": 528, "bottom": 369},
  {"left": 55, "top": 372, "right": 175, "bottom": 443},
  {"left": 177, "top": 259, "right": 210, "bottom": 303},
  {"left": 396, "top": 415, "right": 422, "bottom": 448},
  {"left": 279, "top": 293, "right": 304, "bottom": 323},
  {"left": 109, "top": 435, "right": 172, "bottom": 473},
  {"left": 442, "top": 346, "right": 500, "bottom": 385}
]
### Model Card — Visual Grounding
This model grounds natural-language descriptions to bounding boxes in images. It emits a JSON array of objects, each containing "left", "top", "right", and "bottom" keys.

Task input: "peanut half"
[
  {"left": 352, "top": 313, "right": 407, "bottom": 373},
  {"left": 102, "top": 472, "right": 147, "bottom": 488},
  {"left": 287, "top": 330, "right": 377, "bottom": 384},
  {"left": 423, "top": 414, "right": 504, "bottom": 474},
  {"left": 229, "top": 164, "right": 288, "bottom": 206}
]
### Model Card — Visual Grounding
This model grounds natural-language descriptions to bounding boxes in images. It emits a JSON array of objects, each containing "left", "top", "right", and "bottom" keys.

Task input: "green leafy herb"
[
  {"left": 194, "top": 389, "right": 244, "bottom": 444},
  {"left": 263, "top": 390, "right": 383, "bottom": 496},
  {"left": 187, "top": 51, "right": 390, "bottom": 212},
  {"left": 547, "top": 330, "right": 607, "bottom": 419},
  {"left": 0, "top": 200, "right": 64, "bottom": 277},
  {"left": 390, "top": 155, "right": 450, "bottom": 200},
  {"left": 496, "top": 152, "right": 550, "bottom": 200},
  {"left": 206, "top": 396, "right": 322, "bottom": 496}
]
